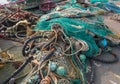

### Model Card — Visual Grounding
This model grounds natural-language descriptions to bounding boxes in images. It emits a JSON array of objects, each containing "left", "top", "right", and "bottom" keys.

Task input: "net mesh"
[{"left": 33, "top": 3, "right": 113, "bottom": 57}]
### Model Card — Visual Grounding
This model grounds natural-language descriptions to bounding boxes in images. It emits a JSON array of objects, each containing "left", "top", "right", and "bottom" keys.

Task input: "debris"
[{"left": 0, "top": 0, "right": 120, "bottom": 84}]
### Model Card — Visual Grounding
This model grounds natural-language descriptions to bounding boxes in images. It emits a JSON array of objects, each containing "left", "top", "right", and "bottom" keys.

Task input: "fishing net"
[
  {"left": 33, "top": 3, "right": 113, "bottom": 57},
  {"left": 90, "top": 0, "right": 108, "bottom": 3}
]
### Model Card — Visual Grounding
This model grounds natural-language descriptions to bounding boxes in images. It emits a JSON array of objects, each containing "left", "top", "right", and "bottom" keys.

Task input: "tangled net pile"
[{"left": 0, "top": 0, "right": 120, "bottom": 84}]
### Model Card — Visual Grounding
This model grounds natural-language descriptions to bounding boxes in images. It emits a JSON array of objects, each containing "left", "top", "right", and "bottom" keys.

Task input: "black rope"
[
  {"left": 89, "top": 59, "right": 95, "bottom": 84},
  {"left": 22, "top": 35, "right": 48, "bottom": 56},
  {"left": 90, "top": 51, "right": 119, "bottom": 64},
  {"left": 40, "top": 49, "right": 55, "bottom": 66},
  {"left": 3, "top": 56, "right": 33, "bottom": 84}
]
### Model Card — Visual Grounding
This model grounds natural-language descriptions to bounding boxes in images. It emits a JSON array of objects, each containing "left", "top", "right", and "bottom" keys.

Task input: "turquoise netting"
[{"left": 33, "top": 3, "right": 113, "bottom": 57}]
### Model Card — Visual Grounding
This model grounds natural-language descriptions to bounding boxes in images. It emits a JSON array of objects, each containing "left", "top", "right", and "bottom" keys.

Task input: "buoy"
[
  {"left": 48, "top": 61, "right": 58, "bottom": 71},
  {"left": 98, "top": 39, "right": 107, "bottom": 48},
  {"left": 80, "top": 54, "right": 86, "bottom": 62},
  {"left": 56, "top": 66, "right": 67, "bottom": 76}
]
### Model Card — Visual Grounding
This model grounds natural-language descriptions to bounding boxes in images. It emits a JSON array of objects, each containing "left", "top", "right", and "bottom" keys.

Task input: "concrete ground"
[
  {"left": 105, "top": 16, "right": 120, "bottom": 37},
  {"left": 94, "top": 47, "right": 120, "bottom": 84}
]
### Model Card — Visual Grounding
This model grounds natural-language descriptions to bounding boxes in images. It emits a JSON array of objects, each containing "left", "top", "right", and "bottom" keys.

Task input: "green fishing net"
[
  {"left": 33, "top": 3, "right": 113, "bottom": 57},
  {"left": 90, "top": 0, "right": 108, "bottom": 3}
]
